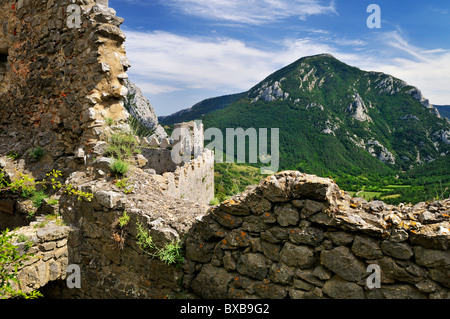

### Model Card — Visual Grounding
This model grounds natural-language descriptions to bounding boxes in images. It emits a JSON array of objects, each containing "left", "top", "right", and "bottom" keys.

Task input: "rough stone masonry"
[
  {"left": 0, "top": 1, "right": 448, "bottom": 300},
  {"left": 183, "top": 171, "right": 449, "bottom": 299},
  {"left": 0, "top": 0, "right": 131, "bottom": 179}
]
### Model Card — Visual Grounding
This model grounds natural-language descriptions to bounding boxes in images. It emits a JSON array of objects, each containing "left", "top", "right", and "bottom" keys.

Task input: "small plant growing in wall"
[
  {"left": 29, "top": 147, "right": 44, "bottom": 160},
  {"left": 109, "top": 159, "right": 129, "bottom": 176},
  {"left": 0, "top": 230, "right": 43, "bottom": 299},
  {"left": 209, "top": 197, "right": 220, "bottom": 206},
  {"left": 135, "top": 220, "right": 184, "bottom": 267},
  {"left": 114, "top": 178, "right": 134, "bottom": 194},
  {"left": 6, "top": 151, "right": 19, "bottom": 160},
  {"left": 105, "top": 117, "right": 115, "bottom": 126},
  {"left": 0, "top": 169, "right": 93, "bottom": 202},
  {"left": 106, "top": 131, "right": 141, "bottom": 160},
  {"left": 111, "top": 211, "right": 130, "bottom": 251}
]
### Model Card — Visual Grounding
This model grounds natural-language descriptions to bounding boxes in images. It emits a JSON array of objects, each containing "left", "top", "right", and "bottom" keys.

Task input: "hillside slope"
[
  {"left": 162, "top": 54, "right": 450, "bottom": 202},
  {"left": 203, "top": 54, "right": 448, "bottom": 173}
]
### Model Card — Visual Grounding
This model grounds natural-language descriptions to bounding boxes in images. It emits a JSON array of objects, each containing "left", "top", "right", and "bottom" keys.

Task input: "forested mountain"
[{"left": 162, "top": 54, "right": 450, "bottom": 203}]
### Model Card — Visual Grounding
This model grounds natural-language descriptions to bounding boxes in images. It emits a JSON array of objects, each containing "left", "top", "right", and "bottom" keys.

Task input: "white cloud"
[
  {"left": 123, "top": 28, "right": 450, "bottom": 114},
  {"left": 124, "top": 30, "right": 276, "bottom": 92},
  {"left": 161, "top": 0, "right": 337, "bottom": 25}
]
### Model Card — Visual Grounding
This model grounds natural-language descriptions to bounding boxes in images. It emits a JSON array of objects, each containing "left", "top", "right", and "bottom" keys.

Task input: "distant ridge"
[
  {"left": 159, "top": 92, "right": 244, "bottom": 125},
  {"left": 435, "top": 105, "right": 450, "bottom": 119},
  {"left": 161, "top": 53, "right": 449, "bottom": 176}
]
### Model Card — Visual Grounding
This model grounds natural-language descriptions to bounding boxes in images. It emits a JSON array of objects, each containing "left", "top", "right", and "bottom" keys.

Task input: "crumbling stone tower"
[{"left": 0, "top": 0, "right": 131, "bottom": 177}]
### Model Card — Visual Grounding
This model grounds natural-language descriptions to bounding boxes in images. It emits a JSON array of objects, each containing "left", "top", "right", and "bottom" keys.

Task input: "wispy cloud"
[
  {"left": 123, "top": 27, "right": 450, "bottom": 114},
  {"left": 124, "top": 30, "right": 274, "bottom": 92},
  {"left": 160, "top": 0, "right": 337, "bottom": 25}
]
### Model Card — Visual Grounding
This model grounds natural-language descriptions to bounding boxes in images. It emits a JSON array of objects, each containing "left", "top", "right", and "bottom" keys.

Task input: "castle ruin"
[{"left": 0, "top": 0, "right": 448, "bottom": 300}]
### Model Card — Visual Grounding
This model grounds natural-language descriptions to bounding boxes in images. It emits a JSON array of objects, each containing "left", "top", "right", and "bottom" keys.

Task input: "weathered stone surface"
[
  {"left": 269, "top": 263, "right": 295, "bottom": 284},
  {"left": 274, "top": 203, "right": 299, "bottom": 226},
  {"left": 242, "top": 189, "right": 272, "bottom": 214},
  {"left": 352, "top": 235, "right": 383, "bottom": 259},
  {"left": 300, "top": 200, "right": 327, "bottom": 219},
  {"left": 381, "top": 241, "right": 414, "bottom": 260},
  {"left": 123, "top": 79, "right": 158, "bottom": 131},
  {"left": 414, "top": 246, "right": 450, "bottom": 268},
  {"left": 323, "top": 276, "right": 365, "bottom": 299},
  {"left": 280, "top": 243, "right": 315, "bottom": 269},
  {"left": 371, "top": 257, "right": 424, "bottom": 284},
  {"left": 259, "top": 175, "right": 290, "bottom": 202},
  {"left": 261, "top": 240, "right": 281, "bottom": 261},
  {"left": 253, "top": 280, "right": 287, "bottom": 299},
  {"left": 261, "top": 226, "right": 288, "bottom": 244},
  {"left": 320, "top": 246, "right": 367, "bottom": 282},
  {"left": 326, "top": 231, "right": 354, "bottom": 246},
  {"left": 374, "top": 284, "right": 428, "bottom": 299},
  {"left": 191, "top": 264, "right": 234, "bottom": 299},
  {"left": 288, "top": 227, "right": 324, "bottom": 247},
  {"left": 94, "top": 190, "right": 122, "bottom": 209},
  {"left": 212, "top": 209, "right": 244, "bottom": 229},
  {"left": 312, "top": 266, "right": 332, "bottom": 281},
  {"left": 36, "top": 226, "right": 71, "bottom": 242},
  {"left": 236, "top": 253, "right": 269, "bottom": 280},
  {"left": 220, "top": 196, "right": 251, "bottom": 216},
  {"left": 221, "top": 229, "right": 251, "bottom": 249}
]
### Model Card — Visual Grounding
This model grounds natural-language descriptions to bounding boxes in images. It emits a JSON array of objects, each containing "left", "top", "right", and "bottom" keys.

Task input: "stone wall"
[
  {"left": 146, "top": 149, "right": 215, "bottom": 205},
  {"left": 4, "top": 170, "right": 448, "bottom": 299},
  {"left": 139, "top": 121, "right": 215, "bottom": 205},
  {"left": 55, "top": 168, "right": 210, "bottom": 299},
  {"left": 183, "top": 171, "right": 450, "bottom": 299},
  {"left": 0, "top": 0, "right": 130, "bottom": 178},
  {"left": 8, "top": 218, "right": 70, "bottom": 295},
  {"left": 36, "top": 170, "right": 446, "bottom": 299}
]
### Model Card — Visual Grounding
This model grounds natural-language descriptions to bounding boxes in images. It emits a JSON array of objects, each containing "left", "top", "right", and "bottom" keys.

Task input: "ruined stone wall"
[
  {"left": 146, "top": 149, "right": 215, "bottom": 205},
  {"left": 0, "top": 0, "right": 130, "bottom": 178},
  {"left": 139, "top": 121, "right": 215, "bottom": 205},
  {"left": 183, "top": 171, "right": 449, "bottom": 299},
  {"left": 54, "top": 169, "right": 210, "bottom": 299},
  {"left": 9, "top": 219, "right": 70, "bottom": 295},
  {"left": 141, "top": 148, "right": 179, "bottom": 175},
  {"left": 43, "top": 171, "right": 448, "bottom": 299}
]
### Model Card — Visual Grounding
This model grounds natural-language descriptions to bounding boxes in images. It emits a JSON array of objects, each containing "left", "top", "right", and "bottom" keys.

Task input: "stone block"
[
  {"left": 323, "top": 276, "right": 365, "bottom": 299},
  {"left": 320, "top": 246, "right": 367, "bottom": 282},
  {"left": 381, "top": 241, "right": 413, "bottom": 260},
  {"left": 236, "top": 253, "right": 269, "bottom": 280},
  {"left": 191, "top": 264, "right": 234, "bottom": 299},
  {"left": 0, "top": 200, "right": 14, "bottom": 214},
  {"left": 274, "top": 203, "right": 299, "bottom": 227},
  {"left": 280, "top": 243, "right": 315, "bottom": 269},
  {"left": 351, "top": 235, "right": 383, "bottom": 259},
  {"left": 94, "top": 190, "right": 122, "bottom": 209},
  {"left": 288, "top": 227, "right": 324, "bottom": 247}
]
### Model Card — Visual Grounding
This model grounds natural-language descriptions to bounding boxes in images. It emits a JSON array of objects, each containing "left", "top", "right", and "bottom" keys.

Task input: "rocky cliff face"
[{"left": 123, "top": 79, "right": 159, "bottom": 131}]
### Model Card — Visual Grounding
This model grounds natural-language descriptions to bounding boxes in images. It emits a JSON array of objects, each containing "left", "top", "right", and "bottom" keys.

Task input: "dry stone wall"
[
  {"left": 4, "top": 170, "right": 449, "bottom": 299},
  {"left": 8, "top": 219, "right": 70, "bottom": 295},
  {"left": 183, "top": 171, "right": 450, "bottom": 299}
]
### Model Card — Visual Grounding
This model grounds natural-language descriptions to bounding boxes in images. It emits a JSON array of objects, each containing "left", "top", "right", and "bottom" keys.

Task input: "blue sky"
[{"left": 108, "top": 0, "right": 450, "bottom": 116}]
